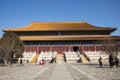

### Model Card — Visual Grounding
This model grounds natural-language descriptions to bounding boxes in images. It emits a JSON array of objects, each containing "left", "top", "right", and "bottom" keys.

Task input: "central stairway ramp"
[
  {"left": 56, "top": 54, "right": 64, "bottom": 64},
  {"left": 81, "top": 54, "right": 90, "bottom": 63},
  {"left": 49, "top": 64, "right": 74, "bottom": 80},
  {"left": 30, "top": 54, "right": 39, "bottom": 63}
]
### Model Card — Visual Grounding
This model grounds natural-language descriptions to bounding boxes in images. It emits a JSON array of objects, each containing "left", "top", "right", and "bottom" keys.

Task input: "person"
[
  {"left": 99, "top": 57, "right": 102, "bottom": 68},
  {"left": 115, "top": 56, "right": 119, "bottom": 68},
  {"left": 20, "top": 58, "right": 23, "bottom": 66},
  {"left": 109, "top": 55, "right": 113, "bottom": 68},
  {"left": 27, "top": 60, "right": 29, "bottom": 63},
  {"left": 54, "top": 57, "right": 56, "bottom": 63},
  {"left": 42, "top": 59, "right": 45, "bottom": 64},
  {"left": 36, "top": 58, "right": 37, "bottom": 63},
  {"left": 50, "top": 57, "right": 54, "bottom": 63}
]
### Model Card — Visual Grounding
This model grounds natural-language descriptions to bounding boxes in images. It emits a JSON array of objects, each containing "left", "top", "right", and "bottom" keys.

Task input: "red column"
[
  {"left": 36, "top": 46, "right": 39, "bottom": 53},
  {"left": 24, "top": 46, "right": 27, "bottom": 52},
  {"left": 82, "top": 45, "right": 84, "bottom": 51},
  {"left": 68, "top": 45, "right": 71, "bottom": 51},
  {"left": 94, "top": 45, "right": 96, "bottom": 51}
]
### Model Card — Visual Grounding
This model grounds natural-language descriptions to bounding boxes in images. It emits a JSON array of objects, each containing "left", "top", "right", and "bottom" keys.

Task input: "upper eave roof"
[{"left": 3, "top": 21, "right": 116, "bottom": 32}]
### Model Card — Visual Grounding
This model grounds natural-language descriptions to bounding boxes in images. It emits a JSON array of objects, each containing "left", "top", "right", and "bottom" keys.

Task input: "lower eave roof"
[{"left": 19, "top": 35, "right": 120, "bottom": 41}]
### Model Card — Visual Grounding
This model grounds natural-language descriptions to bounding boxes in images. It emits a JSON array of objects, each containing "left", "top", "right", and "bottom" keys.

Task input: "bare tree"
[
  {"left": 0, "top": 31, "right": 25, "bottom": 64},
  {"left": 102, "top": 39, "right": 119, "bottom": 61}
]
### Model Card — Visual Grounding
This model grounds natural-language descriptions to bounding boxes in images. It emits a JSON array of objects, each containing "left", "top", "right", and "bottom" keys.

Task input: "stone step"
[
  {"left": 30, "top": 54, "right": 39, "bottom": 63},
  {"left": 81, "top": 54, "right": 89, "bottom": 63},
  {"left": 56, "top": 54, "right": 64, "bottom": 64}
]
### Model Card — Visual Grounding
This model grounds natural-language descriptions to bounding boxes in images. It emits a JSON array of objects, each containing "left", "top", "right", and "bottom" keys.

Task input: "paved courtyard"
[{"left": 0, "top": 62, "right": 120, "bottom": 80}]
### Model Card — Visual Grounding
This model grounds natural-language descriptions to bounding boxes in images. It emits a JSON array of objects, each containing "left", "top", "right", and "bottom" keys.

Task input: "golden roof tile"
[{"left": 3, "top": 22, "right": 116, "bottom": 31}]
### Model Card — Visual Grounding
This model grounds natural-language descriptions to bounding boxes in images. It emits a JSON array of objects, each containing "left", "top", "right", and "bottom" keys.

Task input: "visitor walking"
[
  {"left": 115, "top": 56, "right": 119, "bottom": 68},
  {"left": 54, "top": 57, "right": 56, "bottom": 63},
  {"left": 109, "top": 55, "right": 113, "bottom": 68},
  {"left": 20, "top": 58, "right": 23, "bottom": 66},
  {"left": 99, "top": 57, "right": 102, "bottom": 68}
]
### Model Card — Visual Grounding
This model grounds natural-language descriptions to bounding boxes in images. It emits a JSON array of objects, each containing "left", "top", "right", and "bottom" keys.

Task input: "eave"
[{"left": 19, "top": 35, "right": 120, "bottom": 41}]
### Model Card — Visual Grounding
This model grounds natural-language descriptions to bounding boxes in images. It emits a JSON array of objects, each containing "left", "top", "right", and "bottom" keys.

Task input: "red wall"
[{"left": 24, "top": 45, "right": 120, "bottom": 53}]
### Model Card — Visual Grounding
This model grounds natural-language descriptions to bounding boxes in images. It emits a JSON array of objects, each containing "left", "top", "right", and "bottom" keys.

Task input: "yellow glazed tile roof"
[{"left": 3, "top": 22, "right": 116, "bottom": 31}]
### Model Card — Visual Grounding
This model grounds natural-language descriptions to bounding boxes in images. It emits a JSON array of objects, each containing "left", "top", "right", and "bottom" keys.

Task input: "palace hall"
[
  {"left": 3, "top": 21, "right": 120, "bottom": 53},
  {"left": 3, "top": 21, "right": 120, "bottom": 63}
]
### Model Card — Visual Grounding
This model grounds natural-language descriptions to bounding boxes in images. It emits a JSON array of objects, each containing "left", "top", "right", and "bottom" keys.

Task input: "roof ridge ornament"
[
  {"left": 32, "top": 21, "right": 38, "bottom": 23},
  {"left": 82, "top": 20, "right": 87, "bottom": 23}
]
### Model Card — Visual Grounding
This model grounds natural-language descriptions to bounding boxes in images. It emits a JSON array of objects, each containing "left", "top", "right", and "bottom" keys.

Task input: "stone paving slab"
[
  {"left": 0, "top": 64, "right": 49, "bottom": 80},
  {"left": 70, "top": 63, "right": 120, "bottom": 80},
  {"left": 0, "top": 63, "right": 120, "bottom": 80},
  {"left": 49, "top": 64, "right": 74, "bottom": 80}
]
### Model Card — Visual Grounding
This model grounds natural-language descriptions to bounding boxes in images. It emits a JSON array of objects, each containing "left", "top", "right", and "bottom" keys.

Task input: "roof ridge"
[{"left": 32, "top": 21, "right": 87, "bottom": 24}]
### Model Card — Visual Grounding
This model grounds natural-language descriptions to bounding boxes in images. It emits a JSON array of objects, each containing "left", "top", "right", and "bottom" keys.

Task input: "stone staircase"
[
  {"left": 81, "top": 54, "right": 89, "bottom": 63},
  {"left": 56, "top": 54, "right": 64, "bottom": 64},
  {"left": 30, "top": 54, "right": 39, "bottom": 63}
]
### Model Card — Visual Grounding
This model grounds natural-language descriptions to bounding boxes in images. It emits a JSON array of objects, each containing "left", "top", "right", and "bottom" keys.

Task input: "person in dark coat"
[
  {"left": 20, "top": 58, "right": 23, "bottom": 66},
  {"left": 109, "top": 55, "right": 113, "bottom": 68},
  {"left": 99, "top": 57, "right": 102, "bottom": 68},
  {"left": 115, "top": 56, "right": 119, "bottom": 68}
]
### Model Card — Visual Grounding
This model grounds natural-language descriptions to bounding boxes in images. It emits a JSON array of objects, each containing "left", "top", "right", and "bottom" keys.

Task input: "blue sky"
[{"left": 0, "top": 0, "right": 120, "bottom": 36}]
